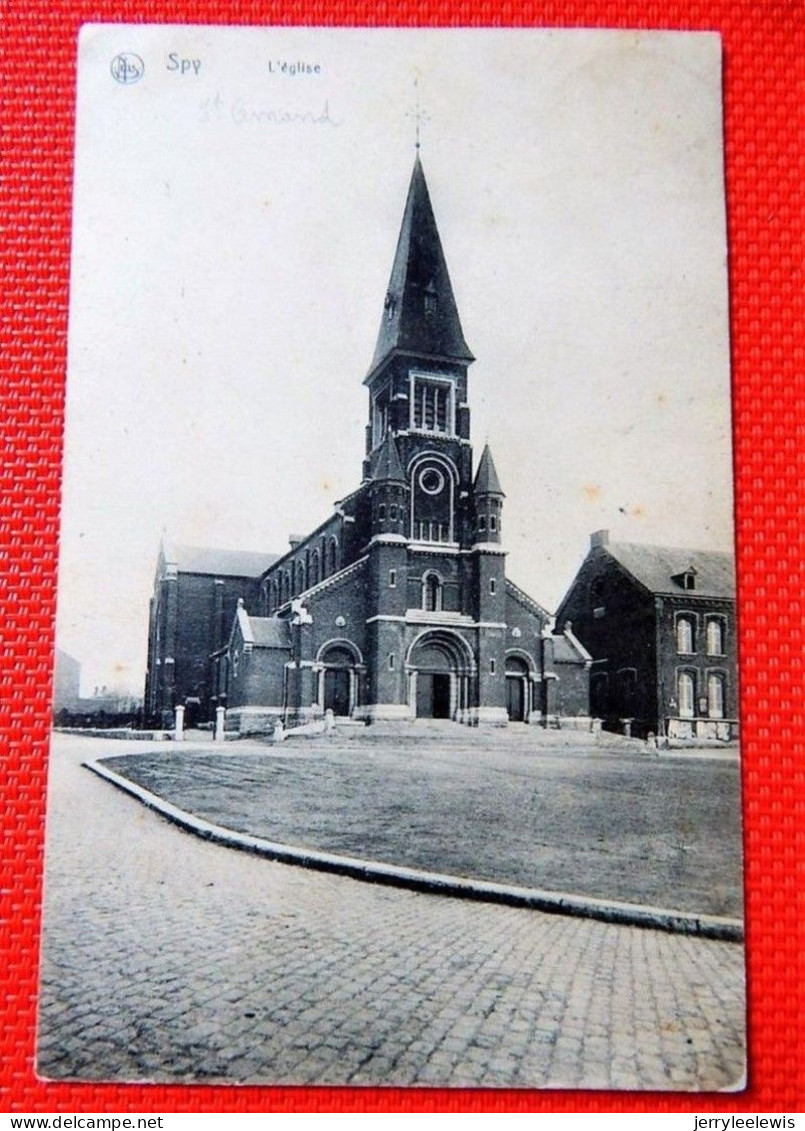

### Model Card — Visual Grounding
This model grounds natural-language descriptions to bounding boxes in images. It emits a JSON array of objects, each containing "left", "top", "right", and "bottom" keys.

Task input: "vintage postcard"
[{"left": 39, "top": 25, "right": 744, "bottom": 1089}]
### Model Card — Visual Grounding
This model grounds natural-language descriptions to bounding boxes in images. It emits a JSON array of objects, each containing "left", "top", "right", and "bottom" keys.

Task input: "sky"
[{"left": 57, "top": 26, "right": 733, "bottom": 696}]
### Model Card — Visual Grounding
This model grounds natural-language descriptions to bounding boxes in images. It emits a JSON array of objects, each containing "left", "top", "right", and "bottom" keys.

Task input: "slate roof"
[
  {"left": 173, "top": 545, "right": 280, "bottom": 579},
  {"left": 368, "top": 156, "right": 474, "bottom": 378},
  {"left": 604, "top": 542, "right": 736, "bottom": 600},
  {"left": 248, "top": 617, "right": 291, "bottom": 649},
  {"left": 553, "top": 632, "right": 591, "bottom": 664},
  {"left": 473, "top": 444, "right": 505, "bottom": 497},
  {"left": 369, "top": 432, "right": 406, "bottom": 483}
]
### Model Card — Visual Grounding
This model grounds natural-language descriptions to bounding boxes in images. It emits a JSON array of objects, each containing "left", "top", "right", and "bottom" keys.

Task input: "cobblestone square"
[{"left": 37, "top": 733, "right": 746, "bottom": 1090}]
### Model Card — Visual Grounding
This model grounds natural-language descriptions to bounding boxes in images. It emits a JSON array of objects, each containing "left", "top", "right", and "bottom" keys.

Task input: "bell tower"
[{"left": 363, "top": 155, "right": 475, "bottom": 548}]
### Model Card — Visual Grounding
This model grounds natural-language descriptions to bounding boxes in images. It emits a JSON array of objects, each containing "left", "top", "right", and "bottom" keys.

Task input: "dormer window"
[
  {"left": 424, "top": 280, "right": 437, "bottom": 318},
  {"left": 672, "top": 566, "right": 698, "bottom": 591}
]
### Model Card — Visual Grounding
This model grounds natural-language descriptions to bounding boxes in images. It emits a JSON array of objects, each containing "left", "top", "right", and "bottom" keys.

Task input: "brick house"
[
  {"left": 555, "top": 530, "right": 738, "bottom": 740},
  {"left": 144, "top": 543, "right": 278, "bottom": 727},
  {"left": 206, "top": 156, "right": 591, "bottom": 733}
]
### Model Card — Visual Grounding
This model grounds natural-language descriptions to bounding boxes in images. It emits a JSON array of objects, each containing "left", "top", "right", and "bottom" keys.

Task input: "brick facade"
[
  {"left": 144, "top": 545, "right": 277, "bottom": 727},
  {"left": 224, "top": 157, "right": 591, "bottom": 732},
  {"left": 146, "top": 157, "right": 592, "bottom": 734},
  {"left": 555, "top": 530, "right": 738, "bottom": 739}
]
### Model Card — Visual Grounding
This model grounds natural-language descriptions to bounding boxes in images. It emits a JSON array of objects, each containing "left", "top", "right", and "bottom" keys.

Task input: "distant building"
[
  {"left": 144, "top": 543, "right": 279, "bottom": 727},
  {"left": 555, "top": 530, "right": 738, "bottom": 740},
  {"left": 53, "top": 655, "right": 143, "bottom": 727},
  {"left": 52, "top": 648, "right": 81, "bottom": 714}
]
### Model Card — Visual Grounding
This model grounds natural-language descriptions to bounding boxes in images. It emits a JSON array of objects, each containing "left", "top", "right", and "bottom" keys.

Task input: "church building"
[{"left": 148, "top": 156, "right": 592, "bottom": 733}]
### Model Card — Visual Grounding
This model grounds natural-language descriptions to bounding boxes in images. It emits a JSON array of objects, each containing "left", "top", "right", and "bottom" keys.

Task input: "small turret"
[
  {"left": 369, "top": 432, "right": 409, "bottom": 539},
  {"left": 472, "top": 444, "right": 505, "bottom": 545}
]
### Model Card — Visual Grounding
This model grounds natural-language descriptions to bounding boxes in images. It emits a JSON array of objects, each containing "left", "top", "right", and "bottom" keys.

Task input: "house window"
[
  {"left": 677, "top": 671, "right": 695, "bottom": 718},
  {"left": 489, "top": 515, "right": 497, "bottom": 533},
  {"left": 388, "top": 653, "right": 395, "bottom": 671},
  {"left": 232, "top": 651, "right": 240, "bottom": 678},
  {"left": 422, "top": 572, "right": 443, "bottom": 612},
  {"left": 478, "top": 515, "right": 486, "bottom": 531},
  {"left": 708, "top": 673, "right": 725, "bottom": 719},
  {"left": 390, "top": 505, "right": 397, "bottom": 520},
  {"left": 411, "top": 376, "right": 453, "bottom": 435},
  {"left": 706, "top": 619, "right": 724, "bottom": 656},
  {"left": 676, "top": 617, "right": 694, "bottom": 654},
  {"left": 489, "top": 578, "right": 496, "bottom": 595},
  {"left": 490, "top": 658, "right": 496, "bottom": 675},
  {"left": 310, "top": 551, "right": 320, "bottom": 587},
  {"left": 389, "top": 569, "right": 396, "bottom": 588},
  {"left": 378, "top": 504, "right": 386, "bottom": 520},
  {"left": 589, "top": 577, "right": 606, "bottom": 617}
]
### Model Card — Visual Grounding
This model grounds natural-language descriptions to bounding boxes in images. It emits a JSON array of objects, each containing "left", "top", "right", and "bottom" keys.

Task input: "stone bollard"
[
  {"left": 272, "top": 719, "right": 285, "bottom": 744},
  {"left": 214, "top": 705, "right": 226, "bottom": 742},
  {"left": 174, "top": 704, "right": 185, "bottom": 743},
  {"left": 324, "top": 708, "right": 335, "bottom": 732}
]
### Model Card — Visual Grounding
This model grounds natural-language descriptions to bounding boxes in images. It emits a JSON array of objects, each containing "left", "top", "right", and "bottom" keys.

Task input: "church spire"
[
  {"left": 367, "top": 156, "right": 474, "bottom": 382},
  {"left": 473, "top": 444, "right": 505, "bottom": 497},
  {"left": 369, "top": 430, "right": 406, "bottom": 483},
  {"left": 473, "top": 444, "right": 505, "bottom": 546}
]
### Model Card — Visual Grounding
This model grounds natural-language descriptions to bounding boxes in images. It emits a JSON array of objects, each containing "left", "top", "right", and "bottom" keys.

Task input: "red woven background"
[{"left": 2, "top": 0, "right": 802, "bottom": 1114}]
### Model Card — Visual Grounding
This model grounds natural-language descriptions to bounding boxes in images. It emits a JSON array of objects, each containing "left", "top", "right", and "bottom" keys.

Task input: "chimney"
[{"left": 591, "top": 529, "right": 609, "bottom": 549}]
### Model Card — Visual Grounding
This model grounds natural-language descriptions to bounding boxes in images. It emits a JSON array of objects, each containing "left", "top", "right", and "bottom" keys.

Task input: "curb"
[{"left": 84, "top": 758, "right": 744, "bottom": 943}]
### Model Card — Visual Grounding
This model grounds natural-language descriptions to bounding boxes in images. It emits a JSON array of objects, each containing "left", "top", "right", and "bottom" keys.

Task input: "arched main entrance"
[
  {"left": 407, "top": 631, "right": 475, "bottom": 722},
  {"left": 317, "top": 641, "right": 362, "bottom": 717}
]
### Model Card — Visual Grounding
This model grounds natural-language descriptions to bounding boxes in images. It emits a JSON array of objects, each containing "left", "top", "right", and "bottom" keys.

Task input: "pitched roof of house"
[
  {"left": 473, "top": 444, "right": 505, "bottom": 496},
  {"left": 369, "top": 431, "right": 406, "bottom": 483},
  {"left": 367, "top": 156, "right": 474, "bottom": 379},
  {"left": 173, "top": 545, "right": 280, "bottom": 579},
  {"left": 604, "top": 541, "right": 736, "bottom": 600}
]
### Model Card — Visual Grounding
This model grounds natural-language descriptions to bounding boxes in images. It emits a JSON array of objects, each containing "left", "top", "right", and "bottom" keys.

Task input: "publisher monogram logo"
[{"left": 110, "top": 53, "right": 144, "bottom": 85}]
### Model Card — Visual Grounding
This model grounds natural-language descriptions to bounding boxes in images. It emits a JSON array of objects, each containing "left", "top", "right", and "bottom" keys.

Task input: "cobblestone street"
[{"left": 37, "top": 734, "right": 746, "bottom": 1090}]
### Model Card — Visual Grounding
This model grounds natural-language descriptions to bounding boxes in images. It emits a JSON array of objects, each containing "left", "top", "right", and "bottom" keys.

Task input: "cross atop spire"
[
  {"left": 405, "top": 78, "right": 430, "bottom": 153},
  {"left": 366, "top": 155, "right": 474, "bottom": 382}
]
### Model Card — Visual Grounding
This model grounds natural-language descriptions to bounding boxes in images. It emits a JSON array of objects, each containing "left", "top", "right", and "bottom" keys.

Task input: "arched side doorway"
[
  {"left": 317, "top": 641, "right": 363, "bottom": 718},
  {"left": 505, "top": 651, "right": 538, "bottom": 722},
  {"left": 406, "top": 631, "right": 476, "bottom": 722}
]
